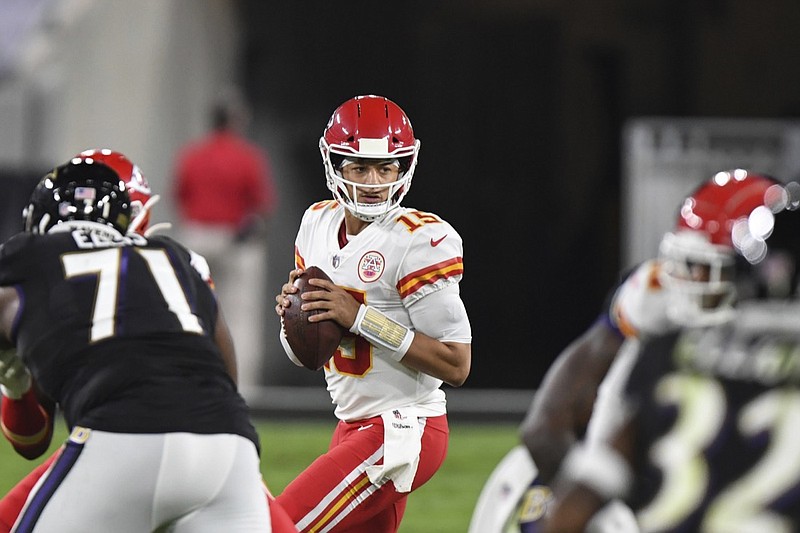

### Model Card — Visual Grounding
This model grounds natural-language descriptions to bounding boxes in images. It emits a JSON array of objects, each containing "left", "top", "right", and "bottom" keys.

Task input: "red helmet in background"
[
  {"left": 659, "top": 169, "right": 789, "bottom": 325},
  {"left": 74, "top": 149, "right": 153, "bottom": 234},
  {"left": 319, "top": 95, "right": 421, "bottom": 221},
  {"left": 673, "top": 169, "right": 784, "bottom": 248}
]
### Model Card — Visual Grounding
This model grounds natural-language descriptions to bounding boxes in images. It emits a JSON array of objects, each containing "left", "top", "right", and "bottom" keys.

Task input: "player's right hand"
[{"left": 0, "top": 348, "right": 31, "bottom": 400}]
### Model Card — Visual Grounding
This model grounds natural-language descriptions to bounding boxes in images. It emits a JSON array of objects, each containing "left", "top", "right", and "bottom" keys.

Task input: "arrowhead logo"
[{"left": 430, "top": 235, "right": 448, "bottom": 247}]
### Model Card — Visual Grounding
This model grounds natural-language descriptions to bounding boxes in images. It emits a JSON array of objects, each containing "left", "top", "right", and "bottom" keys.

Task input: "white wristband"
[
  {"left": 0, "top": 349, "right": 31, "bottom": 400},
  {"left": 561, "top": 443, "right": 632, "bottom": 501},
  {"left": 349, "top": 304, "right": 414, "bottom": 361}
]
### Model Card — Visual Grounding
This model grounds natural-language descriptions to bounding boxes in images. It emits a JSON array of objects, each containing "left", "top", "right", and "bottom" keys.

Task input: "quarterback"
[{"left": 275, "top": 95, "right": 472, "bottom": 532}]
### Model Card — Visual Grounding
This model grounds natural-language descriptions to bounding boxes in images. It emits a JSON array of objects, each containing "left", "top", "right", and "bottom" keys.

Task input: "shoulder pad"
[{"left": 610, "top": 260, "right": 673, "bottom": 338}]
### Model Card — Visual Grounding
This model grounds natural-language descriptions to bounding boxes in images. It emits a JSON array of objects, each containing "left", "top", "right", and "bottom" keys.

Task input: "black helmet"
[{"left": 23, "top": 159, "right": 131, "bottom": 234}]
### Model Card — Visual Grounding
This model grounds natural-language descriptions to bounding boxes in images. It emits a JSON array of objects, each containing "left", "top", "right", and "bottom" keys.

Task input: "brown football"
[{"left": 283, "top": 266, "right": 345, "bottom": 370}]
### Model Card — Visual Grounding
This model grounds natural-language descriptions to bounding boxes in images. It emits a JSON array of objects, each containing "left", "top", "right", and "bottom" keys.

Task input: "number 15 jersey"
[{"left": 291, "top": 201, "right": 471, "bottom": 422}]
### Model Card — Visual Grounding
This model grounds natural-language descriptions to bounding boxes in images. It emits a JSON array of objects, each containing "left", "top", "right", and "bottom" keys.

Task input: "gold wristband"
[{"left": 353, "top": 305, "right": 414, "bottom": 360}]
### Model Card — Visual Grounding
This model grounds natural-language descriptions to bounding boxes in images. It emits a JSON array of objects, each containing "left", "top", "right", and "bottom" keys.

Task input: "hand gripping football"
[{"left": 283, "top": 266, "right": 345, "bottom": 370}]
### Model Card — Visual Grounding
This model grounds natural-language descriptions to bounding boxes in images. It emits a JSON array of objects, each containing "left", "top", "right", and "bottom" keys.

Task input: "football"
[{"left": 283, "top": 266, "right": 346, "bottom": 370}]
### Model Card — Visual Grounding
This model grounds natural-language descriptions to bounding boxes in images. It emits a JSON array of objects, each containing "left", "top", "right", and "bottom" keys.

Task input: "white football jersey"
[
  {"left": 292, "top": 200, "right": 470, "bottom": 421},
  {"left": 610, "top": 259, "right": 673, "bottom": 339},
  {"left": 587, "top": 259, "right": 677, "bottom": 447}
]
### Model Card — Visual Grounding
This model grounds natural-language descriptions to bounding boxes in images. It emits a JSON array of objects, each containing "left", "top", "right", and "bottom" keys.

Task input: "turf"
[{"left": 0, "top": 418, "right": 520, "bottom": 532}]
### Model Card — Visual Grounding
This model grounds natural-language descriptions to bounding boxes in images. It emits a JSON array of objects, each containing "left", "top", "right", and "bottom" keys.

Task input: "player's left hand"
[
  {"left": 0, "top": 348, "right": 31, "bottom": 400},
  {"left": 302, "top": 278, "right": 362, "bottom": 330},
  {"left": 275, "top": 268, "right": 304, "bottom": 318}
]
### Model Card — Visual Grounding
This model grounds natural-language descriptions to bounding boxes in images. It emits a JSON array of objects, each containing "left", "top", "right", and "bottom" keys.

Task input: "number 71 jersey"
[
  {"left": 0, "top": 230, "right": 220, "bottom": 402},
  {"left": 293, "top": 201, "right": 467, "bottom": 421}
]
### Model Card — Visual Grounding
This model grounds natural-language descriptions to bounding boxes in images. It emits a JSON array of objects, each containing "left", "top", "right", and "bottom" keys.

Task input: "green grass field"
[{"left": 0, "top": 418, "right": 520, "bottom": 532}]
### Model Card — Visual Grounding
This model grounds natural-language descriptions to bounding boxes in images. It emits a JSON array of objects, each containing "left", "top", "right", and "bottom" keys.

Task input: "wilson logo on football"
[{"left": 358, "top": 251, "right": 385, "bottom": 283}]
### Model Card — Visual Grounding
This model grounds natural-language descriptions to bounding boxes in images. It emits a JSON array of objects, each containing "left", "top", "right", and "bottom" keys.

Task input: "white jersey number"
[
  {"left": 638, "top": 374, "right": 800, "bottom": 533},
  {"left": 62, "top": 248, "right": 203, "bottom": 342}
]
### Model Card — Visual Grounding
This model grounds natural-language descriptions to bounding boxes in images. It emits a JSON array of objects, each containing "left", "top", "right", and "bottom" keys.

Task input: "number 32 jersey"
[
  {"left": 623, "top": 302, "right": 800, "bottom": 531},
  {"left": 292, "top": 200, "right": 471, "bottom": 421}
]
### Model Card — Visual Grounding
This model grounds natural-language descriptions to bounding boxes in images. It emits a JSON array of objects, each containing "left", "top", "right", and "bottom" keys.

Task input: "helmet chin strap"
[
  {"left": 347, "top": 191, "right": 392, "bottom": 221},
  {"left": 350, "top": 209, "right": 381, "bottom": 222}
]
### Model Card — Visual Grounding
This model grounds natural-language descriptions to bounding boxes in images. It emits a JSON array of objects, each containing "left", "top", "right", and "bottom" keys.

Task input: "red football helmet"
[
  {"left": 74, "top": 149, "right": 153, "bottom": 234},
  {"left": 319, "top": 95, "right": 421, "bottom": 221},
  {"left": 658, "top": 169, "right": 789, "bottom": 325}
]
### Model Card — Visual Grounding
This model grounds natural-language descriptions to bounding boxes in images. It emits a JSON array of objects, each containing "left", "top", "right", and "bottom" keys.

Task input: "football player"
[
  {"left": 545, "top": 172, "right": 800, "bottom": 531},
  {"left": 274, "top": 95, "right": 472, "bottom": 532},
  {"left": 471, "top": 170, "right": 783, "bottom": 532},
  {"left": 0, "top": 149, "right": 165, "bottom": 532},
  {"left": 0, "top": 151, "right": 298, "bottom": 532},
  {"left": 0, "top": 157, "right": 272, "bottom": 531},
  {"left": 469, "top": 268, "right": 657, "bottom": 532}
]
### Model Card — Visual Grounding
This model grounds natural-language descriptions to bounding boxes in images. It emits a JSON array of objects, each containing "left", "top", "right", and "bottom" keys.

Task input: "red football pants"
[
  {"left": 276, "top": 414, "right": 449, "bottom": 533},
  {"left": 0, "top": 451, "right": 59, "bottom": 532}
]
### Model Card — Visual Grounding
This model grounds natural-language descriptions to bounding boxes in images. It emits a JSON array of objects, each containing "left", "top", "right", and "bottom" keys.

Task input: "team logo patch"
[
  {"left": 358, "top": 251, "right": 385, "bottom": 283},
  {"left": 518, "top": 485, "right": 553, "bottom": 523},
  {"left": 69, "top": 426, "right": 92, "bottom": 444},
  {"left": 128, "top": 165, "right": 151, "bottom": 194}
]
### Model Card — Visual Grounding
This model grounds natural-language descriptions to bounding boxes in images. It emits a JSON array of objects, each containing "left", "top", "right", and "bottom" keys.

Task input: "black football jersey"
[
  {"left": 0, "top": 227, "right": 258, "bottom": 449},
  {"left": 624, "top": 302, "right": 800, "bottom": 531}
]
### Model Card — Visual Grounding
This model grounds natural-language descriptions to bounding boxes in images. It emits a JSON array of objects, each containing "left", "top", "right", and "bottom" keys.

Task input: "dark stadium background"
[
  {"left": 238, "top": 1, "right": 800, "bottom": 390},
  {"left": 2, "top": 1, "right": 800, "bottom": 395}
]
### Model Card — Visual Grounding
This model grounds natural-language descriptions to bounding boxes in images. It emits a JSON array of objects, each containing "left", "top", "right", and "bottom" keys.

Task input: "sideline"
[{"left": 241, "top": 386, "right": 535, "bottom": 423}]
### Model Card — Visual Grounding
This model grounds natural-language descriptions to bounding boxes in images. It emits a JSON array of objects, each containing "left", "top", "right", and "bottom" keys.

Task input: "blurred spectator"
[{"left": 173, "top": 86, "right": 277, "bottom": 389}]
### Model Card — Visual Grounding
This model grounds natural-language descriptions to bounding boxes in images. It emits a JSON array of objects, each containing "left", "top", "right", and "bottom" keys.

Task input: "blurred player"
[
  {"left": 471, "top": 170, "right": 783, "bottom": 532},
  {"left": 469, "top": 272, "right": 655, "bottom": 532},
  {"left": 172, "top": 87, "right": 278, "bottom": 389},
  {"left": 545, "top": 173, "right": 800, "bottom": 532},
  {"left": 275, "top": 94, "right": 472, "bottom": 532}
]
